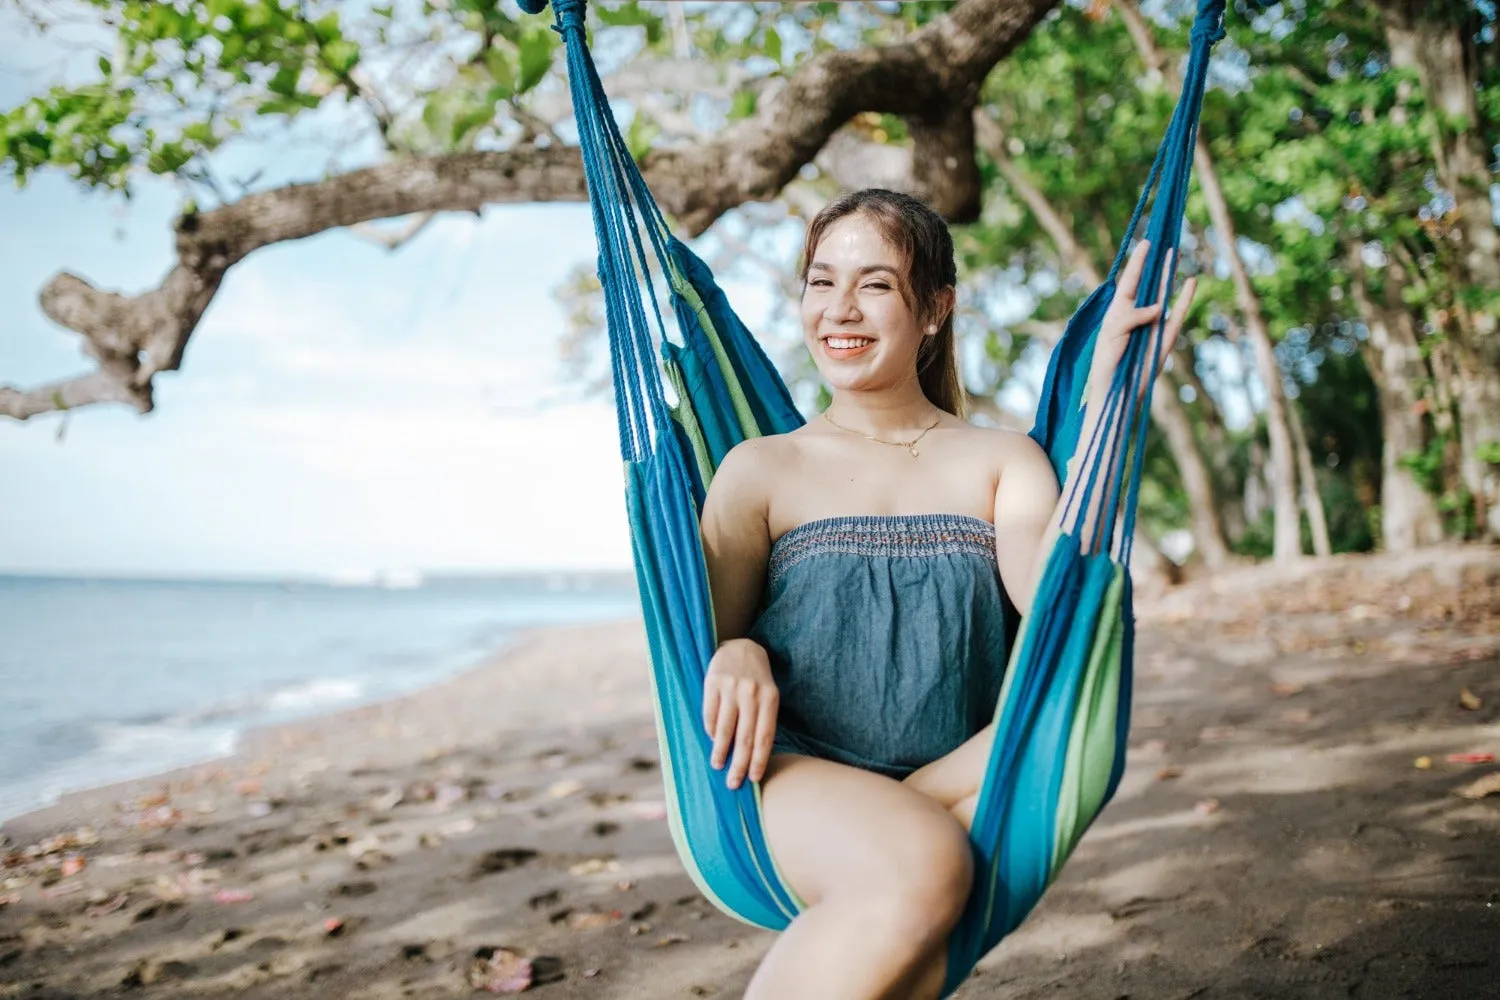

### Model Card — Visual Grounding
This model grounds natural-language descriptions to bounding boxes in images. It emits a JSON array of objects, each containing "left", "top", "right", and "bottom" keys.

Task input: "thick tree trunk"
[
  {"left": 1381, "top": 2, "right": 1500, "bottom": 537},
  {"left": 1345, "top": 245, "right": 1446, "bottom": 550},
  {"left": 1452, "top": 347, "right": 1500, "bottom": 537}
]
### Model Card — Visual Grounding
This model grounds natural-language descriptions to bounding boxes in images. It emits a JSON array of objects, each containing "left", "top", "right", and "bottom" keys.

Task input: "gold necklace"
[{"left": 821, "top": 410, "right": 943, "bottom": 457}]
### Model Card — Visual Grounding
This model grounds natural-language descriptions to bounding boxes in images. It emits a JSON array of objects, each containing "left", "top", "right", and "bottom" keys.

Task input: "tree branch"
[{"left": 3, "top": 0, "right": 1059, "bottom": 421}]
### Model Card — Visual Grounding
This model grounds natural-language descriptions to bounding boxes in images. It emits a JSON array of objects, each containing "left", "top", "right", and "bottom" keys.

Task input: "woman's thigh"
[
  {"left": 901, "top": 723, "right": 996, "bottom": 809},
  {"left": 759, "top": 753, "right": 973, "bottom": 913}
]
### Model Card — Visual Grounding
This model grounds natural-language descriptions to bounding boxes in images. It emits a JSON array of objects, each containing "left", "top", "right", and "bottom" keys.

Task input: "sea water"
[{"left": 0, "top": 572, "right": 639, "bottom": 822}]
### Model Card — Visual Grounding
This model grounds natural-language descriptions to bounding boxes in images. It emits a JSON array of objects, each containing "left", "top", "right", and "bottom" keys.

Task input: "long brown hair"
[{"left": 800, "top": 189, "right": 965, "bottom": 418}]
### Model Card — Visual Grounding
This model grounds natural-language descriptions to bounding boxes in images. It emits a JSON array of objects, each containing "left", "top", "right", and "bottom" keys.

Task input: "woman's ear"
[{"left": 928, "top": 286, "right": 957, "bottom": 333}]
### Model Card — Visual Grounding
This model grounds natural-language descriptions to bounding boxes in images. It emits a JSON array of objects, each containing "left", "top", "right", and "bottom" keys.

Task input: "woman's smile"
[{"left": 822, "top": 335, "right": 876, "bottom": 360}]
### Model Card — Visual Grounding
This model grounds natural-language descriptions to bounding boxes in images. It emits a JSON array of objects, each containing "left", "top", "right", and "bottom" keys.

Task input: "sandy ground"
[{"left": 3, "top": 546, "right": 1499, "bottom": 999}]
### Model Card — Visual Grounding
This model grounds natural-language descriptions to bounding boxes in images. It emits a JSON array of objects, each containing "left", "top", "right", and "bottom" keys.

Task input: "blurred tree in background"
[{"left": 2, "top": 0, "right": 1495, "bottom": 575}]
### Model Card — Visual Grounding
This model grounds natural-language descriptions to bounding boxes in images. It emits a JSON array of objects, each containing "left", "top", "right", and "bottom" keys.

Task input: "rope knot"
[
  {"left": 1191, "top": 0, "right": 1226, "bottom": 44},
  {"left": 553, "top": 0, "right": 587, "bottom": 32}
]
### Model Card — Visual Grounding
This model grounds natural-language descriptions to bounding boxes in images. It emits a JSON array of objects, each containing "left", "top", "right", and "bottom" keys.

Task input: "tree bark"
[
  {"left": 1380, "top": 1, "right": 1500, "bottom": 537},
  {"left": 1287, "top": 398, "right": 1332, "bottom": 557},
  {"left": 1116, "top": 0, "right": 1304, "bottom": 562},
  {"left": 1344, "top": 243, "right": 1446, "bottom": 551},
  {"left": 0, "top": 0, "right": 1062, "bottom": 422}
]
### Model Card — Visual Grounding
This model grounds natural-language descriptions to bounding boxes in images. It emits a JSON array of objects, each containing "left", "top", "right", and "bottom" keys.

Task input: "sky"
[{"left": 0, "top": 9, "right": 747, "bottom": 580}]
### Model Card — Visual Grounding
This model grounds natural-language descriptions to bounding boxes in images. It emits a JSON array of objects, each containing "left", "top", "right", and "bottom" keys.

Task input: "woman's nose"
[{"left": 825, "top": 286, "right": 861, "bottom": 322}]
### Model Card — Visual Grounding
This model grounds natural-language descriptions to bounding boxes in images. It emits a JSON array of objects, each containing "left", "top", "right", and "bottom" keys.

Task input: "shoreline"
[{"left": 1, "top": 617, "right": 646, "bottom": 842}]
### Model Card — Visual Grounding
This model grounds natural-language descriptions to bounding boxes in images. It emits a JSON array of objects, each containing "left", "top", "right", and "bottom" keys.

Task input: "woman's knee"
[
  {"left": 843, "top": 808, "right": 974, "bottom": 941},
  {"left": 759, "top": 755, "right": 973, "bottom": 933},
  {"left": 894, "top": 812, "right": 974, "bottom": 933}
]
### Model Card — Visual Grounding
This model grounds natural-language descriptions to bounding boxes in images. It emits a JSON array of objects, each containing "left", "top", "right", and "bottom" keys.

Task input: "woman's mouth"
[{"left": 822, "top": 336, "right": 874, "bottom": 360}]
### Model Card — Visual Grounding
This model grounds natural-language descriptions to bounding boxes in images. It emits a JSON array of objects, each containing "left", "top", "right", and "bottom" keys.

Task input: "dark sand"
[{"left": 3, "top": 546, "right": 1499, "bottom": 998}]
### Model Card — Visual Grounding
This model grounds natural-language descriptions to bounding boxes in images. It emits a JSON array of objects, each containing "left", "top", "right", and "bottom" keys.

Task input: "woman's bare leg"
[
  {"left": 901, "top": 722, "right": 996, "bottom": 825},
  {"left": 747, "top": 754, "right": 973, "bottom": 1000}
]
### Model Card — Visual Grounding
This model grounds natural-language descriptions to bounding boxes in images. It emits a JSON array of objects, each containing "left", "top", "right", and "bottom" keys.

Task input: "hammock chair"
[{"left": 517, "top": 0, "right": 1225, "bottom": 992}]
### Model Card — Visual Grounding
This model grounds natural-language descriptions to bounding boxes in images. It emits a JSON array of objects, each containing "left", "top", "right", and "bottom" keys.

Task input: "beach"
[{"left": 3, "top": 547, "right": 1499, "bottom": 998}]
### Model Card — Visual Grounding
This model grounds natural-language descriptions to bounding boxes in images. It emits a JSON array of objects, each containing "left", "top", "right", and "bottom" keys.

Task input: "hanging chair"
[{"left": 515, "top": 0, "right": 1225, "bottom": 993}]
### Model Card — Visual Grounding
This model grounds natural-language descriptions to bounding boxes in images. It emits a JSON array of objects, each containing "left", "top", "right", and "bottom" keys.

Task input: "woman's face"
[{"left": 800, "top": 213, "right": 928, "bottom": 395}]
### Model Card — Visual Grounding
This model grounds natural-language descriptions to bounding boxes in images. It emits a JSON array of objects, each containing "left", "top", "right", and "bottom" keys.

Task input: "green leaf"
[
  {"left": 516, "top": 27, "right": 554, "bottom": 94},
  {"left": 764, "top": 27, "right": 782, "bottom": 64},
  {"left": 484, "top": 46, "right": 516, "bottom": 97},
  {"left": 728, "top": 89, "right": 756, "bottom": 121},
  {"left": 625, "top": 110, "right": 658, "bottom": 161},
  {"left": 322, "top": 38, "right": 360, "bottom": 75},
  {"left": 268, "top": 64, "right": 300, "bottom": 97}
]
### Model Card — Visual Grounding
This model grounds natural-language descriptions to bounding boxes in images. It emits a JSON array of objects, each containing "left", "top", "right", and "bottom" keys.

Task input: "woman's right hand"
[{"left": 703, "top": 638, "right": 779, "bottom": 790}]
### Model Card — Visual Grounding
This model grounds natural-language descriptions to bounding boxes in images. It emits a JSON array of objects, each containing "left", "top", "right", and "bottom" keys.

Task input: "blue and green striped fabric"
[{"left": 521, "top": 0, "right": 1225, "bottom": 991}]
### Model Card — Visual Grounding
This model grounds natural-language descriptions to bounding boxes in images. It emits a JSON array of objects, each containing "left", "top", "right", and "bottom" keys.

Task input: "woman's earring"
[{"left": 926, "top": 324, "right": 937, "bottom": 335}]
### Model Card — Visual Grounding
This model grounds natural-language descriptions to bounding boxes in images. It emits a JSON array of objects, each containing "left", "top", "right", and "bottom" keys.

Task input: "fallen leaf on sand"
[
  {"left": 87, "top": 892, "right": 131, "bottom": 917},
  {"left": 60, "top": 854, "right": 86, "bottom": 877},
  {"left": 1193, "top": 798, "right": 1221, "bottom": 816},
  {"left": 547, "top": 779, "right": 584, "bottom": 799},
  {"left": 1446, "top": 752, "right": 1496, "bottom": 765},
  {"left": 1414, "top": 756, "right": 1434, "bottom": 770},
  {"left": 1155, "top": 767, "right": 1183, "bottom": 780},
  {"left": 323, "top": 917, "right": 346, "bottom": 936},
  {"left": 1459, "top": 688, "right": 1483, "bottom": 711},
  {"left": 653, "top": 933, "right": 690, "bottom": 948},
  {"left": 468, "top": 947, "right": 533, "bottom": 993},
  {"left": 214, "top": 888, "right": 255, "bottom": 904},
  {"left": 1268, "top": 682, "right": 1305, "bottom": 698},
  {"left": 565, "top": 908, "right": 623, "bottom": 930},
  {"left": 1455, "top": 772, "right": 1500, "bottom": 800},
  {"left": 41, "top": 882, "right": 83, "bottom": 899},
  {"left": 370, "top": 789, "right": 404, "bottom": 812}
]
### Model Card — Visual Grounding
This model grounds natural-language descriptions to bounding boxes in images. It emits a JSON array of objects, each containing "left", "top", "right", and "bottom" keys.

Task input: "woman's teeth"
[{"left": 826, "top": 337, "right": 873, "bottom": 349}]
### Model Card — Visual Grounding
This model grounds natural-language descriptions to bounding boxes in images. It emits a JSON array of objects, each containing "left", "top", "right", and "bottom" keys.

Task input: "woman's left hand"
[{"left": 1088, "top": 239, "right": 1198, "bottom": 405}]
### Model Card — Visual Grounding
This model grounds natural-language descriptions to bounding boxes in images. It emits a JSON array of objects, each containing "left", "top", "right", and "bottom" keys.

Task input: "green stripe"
[
  {"left": 663, "top": 357, "right": 716, "bottom": 490},
  {"left": 667, "top": 264, "right": 761, "bottom": 440},
  {"left": 1051, "top": 563, "right": 1126, "bottom": 873}
]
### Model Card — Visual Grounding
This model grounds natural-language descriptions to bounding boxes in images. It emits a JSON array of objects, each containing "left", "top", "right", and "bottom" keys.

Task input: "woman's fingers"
[
  {"left": 1118, "top": 239, "right": 1150, "bottom": 296},
  {"left": 1158, "top": 277, "right": 1198, "bottom": 361},
  {"left": 702, "top": 681, "right": 720, "bottom": 738},
  {"left": 711, "top": 683, "right": 739, "bottom": 771},
  {"left": 726, "top": 680, "right": 759, "bottom": 789},
  {"left": 747, "top": 687, "right": 779, "bottom": 785}
]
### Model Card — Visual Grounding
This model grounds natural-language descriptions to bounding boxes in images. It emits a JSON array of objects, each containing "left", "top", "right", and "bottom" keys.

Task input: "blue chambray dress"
[{"left": 747, "top": 513, "right": 1010, "bottom": 779}]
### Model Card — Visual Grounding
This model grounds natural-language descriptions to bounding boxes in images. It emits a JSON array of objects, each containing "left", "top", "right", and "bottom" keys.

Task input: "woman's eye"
[
  {"left": 809, "top": 279, "right": 833, "bottom": 287},
  {"left": 863, "top": 282, "right": 890, "bottom": 291}
]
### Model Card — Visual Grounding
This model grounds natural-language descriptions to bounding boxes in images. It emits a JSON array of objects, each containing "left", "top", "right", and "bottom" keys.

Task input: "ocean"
[{"left": 0, "top": 572, "right": 641, "bottom": 823}]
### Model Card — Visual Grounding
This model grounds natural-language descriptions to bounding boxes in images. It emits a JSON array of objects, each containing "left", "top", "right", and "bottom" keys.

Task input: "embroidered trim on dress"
[{"left": 768, "top": 513, "right": 996, "bottom": 587}]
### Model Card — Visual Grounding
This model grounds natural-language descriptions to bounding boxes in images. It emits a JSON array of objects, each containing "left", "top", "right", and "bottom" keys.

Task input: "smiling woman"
[{"left": 697, "top": 189, "right": 1196, "bottom": 999}]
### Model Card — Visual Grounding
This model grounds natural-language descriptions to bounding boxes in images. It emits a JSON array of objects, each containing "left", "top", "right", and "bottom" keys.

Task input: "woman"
[{"left": 699, "top": 188, "right": 1195, "bottom": 1000}]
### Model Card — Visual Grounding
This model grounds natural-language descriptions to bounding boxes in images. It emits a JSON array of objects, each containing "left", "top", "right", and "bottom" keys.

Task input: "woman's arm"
[
  {"left": 700, "top": 439, "right": 773, "bottom": 644},
  {"left": 996, "top": 244, "right": 1197, "bottom": 615},
  {"left": 698, "top": 439, "right": 779, "bottom": 789}
]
